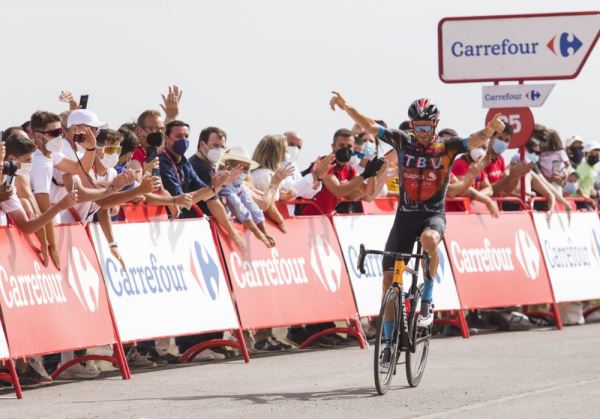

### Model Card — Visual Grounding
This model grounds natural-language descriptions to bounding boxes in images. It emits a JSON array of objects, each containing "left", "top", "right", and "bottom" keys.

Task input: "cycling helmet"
[{"left": 408, "top": 98, "right": 440, "bottom": 121}]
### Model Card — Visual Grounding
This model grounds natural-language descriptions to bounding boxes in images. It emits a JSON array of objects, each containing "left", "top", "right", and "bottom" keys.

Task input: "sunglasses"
[
  {"left": 39, "top": 128, "right": 63, "bottom": 138},
  {"left": 413, "top": 125, "right": 434, "bottom": 133},
  {"left": 102, "top": 146, "right": 122, "bottom": 155}
]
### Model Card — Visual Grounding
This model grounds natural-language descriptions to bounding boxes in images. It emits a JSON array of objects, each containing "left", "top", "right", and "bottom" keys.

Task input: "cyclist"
[{"left": 329, "top": 92, "right": 505, "bottom": 328}]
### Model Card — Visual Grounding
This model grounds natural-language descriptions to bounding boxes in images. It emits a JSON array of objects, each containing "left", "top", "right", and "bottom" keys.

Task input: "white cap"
[
  {"left": 584, "top": 141, "right": 600, "bottom": 153},
  {"left": 565, "top": 135, "right": 584, "bottom": 148},
  {"left": 67, "top": 109, "right": 107, "bottom": 129},
  {"left": 220, "top": 146, "right": 259, "bottom": 170}
]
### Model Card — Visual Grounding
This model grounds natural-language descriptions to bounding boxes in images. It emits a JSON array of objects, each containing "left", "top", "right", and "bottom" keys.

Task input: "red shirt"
[
  {"left": 446, "top": 156, "right": 487, "bottom": 212},
  {"left": 131, "top": 146, "right": 147, "bottom": 166},
  {"left": 301, "top": 163, "right": 357, "bottom": 216},
  {"left": 484, "top": 155, "right": 506, "bottom": 186}
]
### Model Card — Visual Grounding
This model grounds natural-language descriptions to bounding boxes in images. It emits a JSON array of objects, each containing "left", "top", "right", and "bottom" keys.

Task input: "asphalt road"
[{"left": 2, "top": 323, "right": 600, "bottom": 418}]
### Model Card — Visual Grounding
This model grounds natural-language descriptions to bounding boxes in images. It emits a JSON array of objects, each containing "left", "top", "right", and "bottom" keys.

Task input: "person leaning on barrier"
[{"left": 575, "top": 141, "right": 600, "bottom": 207}]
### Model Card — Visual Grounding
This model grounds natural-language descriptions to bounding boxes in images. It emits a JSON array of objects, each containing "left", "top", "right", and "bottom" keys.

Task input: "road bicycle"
[{"left": 357, "top": 243, "right": 433, "bottom": 395}]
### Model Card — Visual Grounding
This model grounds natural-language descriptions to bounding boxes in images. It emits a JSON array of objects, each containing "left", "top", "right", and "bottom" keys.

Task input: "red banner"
[
  {"left": 445, "top": 212, "right": 554, "bottom": 309},
  {"left": 0, "top": 225, "right": 117, "bottom": 357},
  {"left": 217, "top": 216, "right": 358, "bottom": 329}
]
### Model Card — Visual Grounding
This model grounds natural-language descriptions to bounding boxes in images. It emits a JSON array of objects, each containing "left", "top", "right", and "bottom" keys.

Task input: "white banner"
[
  {"left": 90, "top": 219, "right": 240, "bottom": 342},
  {"left": 334, "top": 215, "right": 461, "bottom": 316},
  {"left": 0, "top": 323, "right": 9, "bottom": 359},
  {"left": 533, "top": 212, "right": 600, "bottom": 303},
  {"left": 439, "top": 12, "right": 600, "bottom": 82},
  {"left": 482, "top": 84, "right": 554, "bottom": 108}
]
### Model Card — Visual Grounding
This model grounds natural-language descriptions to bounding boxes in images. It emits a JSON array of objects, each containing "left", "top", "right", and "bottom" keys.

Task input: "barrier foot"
[
  {"left": 551, "top": 303, "right": 563, "bottom": 330},
  {"left": 0, "top": 359, "right": 23, "bottom": 399},
  {"left": 298, "top": 326, "right": 366, "bottom": 350},
  {"left": 51, "top": 354, "right": 126, "bottom": 380},
  {"left": 584, "top": 305, "right": 600, "bottom": 320},
  {"left": 113, "top": 343, "right": 131, "bottom": 379},
  {"left": 434, "top": 310, "right": 470, "bottom": 339},
  {"left": 179, "top": 338, "right": 248, "bottom": 363},
  {"left": 235, "top": 329, "right": 251, "bottom": 363}
]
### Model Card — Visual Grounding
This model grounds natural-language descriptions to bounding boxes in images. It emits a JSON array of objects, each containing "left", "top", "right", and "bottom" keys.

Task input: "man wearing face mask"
[
  {"left": 576, "top": 142, "right": 600, "bottom": 201},
  {"left": 189, "top": 126, "right": 228, "bottom": 187},
  {"left": 158, "top": 121, "right": 244, "bottom": 248},
  {"left": 299, "top": 128, "right": 382, "bottom": 217},
  {"left": 565, "top": 135, "right": 585, "bottom": 168},
  {"left": 329, "top": 91, "right": 504, "bottom": 334}
]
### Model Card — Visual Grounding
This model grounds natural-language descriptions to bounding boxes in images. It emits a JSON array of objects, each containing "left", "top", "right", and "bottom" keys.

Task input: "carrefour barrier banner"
[
  {"left": 533, "top": 212, "right": 600, "bottom": 302},
  {"left": 0, "top": 225, "right": 116, "bottom": 358},
  {"left": 445, "top": 212, "right": 554, "bottom": 309},
  {"left": 217, "top": 216, "right": 358, "bottom": 329},
  {"left": 334, "top": 215, "right": 461, "bottom": 316},
  {"left": 90, "top": 219, "right": 240, "bottom": 342}
]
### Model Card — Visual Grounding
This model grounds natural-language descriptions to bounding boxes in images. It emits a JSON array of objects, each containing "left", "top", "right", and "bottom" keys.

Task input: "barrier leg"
[
  {"left": 0, "top": 359, "right": 23, "bottom": 399},
  {"left": 179, "top": 337, "right": 249, "bottom": 363},
  {"left": 235, "top": 328, "right": 250, "bottom": 363},
  {"left": 51, "top": 353, "right": 130, "bottom": 380},
  {"left": 552, "top": 303, "right": 563, "bottom": 330},
  {"left": 458, "top": 310, "right": 470, "bottom": 338},
  {"left": 433, "top": 311, "right": 470, "bottom": 339},
  {"left": 584, "top": 305, "right": 600, "bottom": 320},
  {"left": 113, "top": 343, "right": 131, "bottom": 379},
  {"left": 298, "top": 324, "right": 366, "bottom": 350}
]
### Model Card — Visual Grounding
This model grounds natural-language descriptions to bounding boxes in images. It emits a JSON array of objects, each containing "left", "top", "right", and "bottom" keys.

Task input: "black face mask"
[
  {"left": 335, "top": 147, "right": 352, "bottom": 163},
  {"left": 570, "top": 147, "right": 584, "bottom": 164},
  {"left": 587, "top": 155, "right": 599, "bottom": 166}
]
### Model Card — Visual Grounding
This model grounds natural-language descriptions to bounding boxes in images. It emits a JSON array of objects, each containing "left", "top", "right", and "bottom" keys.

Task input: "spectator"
[
  {"left": 219, "top": 146, "right": 275, "bottom": 248},
  {"left": 189, "top": 126, "right": 227, "bottom": 186},
  {"left": 538, "top": 129, "right": 570, "bottom": 193},
  {"left": 565, "top": 135, "right": 585, "bottom": 168},
  {"left": 575, "top": 141, "right": 600, "bottom": 202},
  {"left": 251, "top": 134, "right": 295, "bottom": 232},
  {"left": 564, "top": 170, "right": 579, "bottom": 197}
]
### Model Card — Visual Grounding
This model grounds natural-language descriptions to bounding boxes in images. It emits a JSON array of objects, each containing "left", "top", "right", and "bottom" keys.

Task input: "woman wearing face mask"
[
  {"left": 251, "top": 134, "right": 295, "bottom": 233},
  {"left": 538, "top": 129, "right": 571, "bottom": 194}
]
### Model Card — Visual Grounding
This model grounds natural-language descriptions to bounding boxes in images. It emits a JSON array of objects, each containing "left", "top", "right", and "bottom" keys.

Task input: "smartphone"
[
  {"left": 73, "top": 133, "right": 85, "bottom": 143},
  {"left": 79, "top": 94, "right": 89, "bottom": 109},
  {"left": 552, "top": 161, "right": 561, "bottom": 174}
]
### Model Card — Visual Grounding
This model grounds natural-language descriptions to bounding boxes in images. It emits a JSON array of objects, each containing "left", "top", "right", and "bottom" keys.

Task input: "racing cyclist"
[{"left": 329, "top": 91, "right": 505, "bottom": 328}]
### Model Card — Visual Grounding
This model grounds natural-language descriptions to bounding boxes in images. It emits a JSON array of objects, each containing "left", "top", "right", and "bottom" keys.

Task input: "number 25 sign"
[{"left": 485, "top": 107, "right": 534, "bottom": 148}]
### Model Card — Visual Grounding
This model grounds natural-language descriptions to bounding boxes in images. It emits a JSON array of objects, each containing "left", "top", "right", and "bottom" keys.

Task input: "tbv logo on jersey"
[
  {"left": 547, "top": 32, "right": 583, "bottom": 57},
  {"left": 450, "top": 229, "right": 540, "bottom": 279},
  {"left": 229, "top": 235, "right": 342, "bottom": 293}
]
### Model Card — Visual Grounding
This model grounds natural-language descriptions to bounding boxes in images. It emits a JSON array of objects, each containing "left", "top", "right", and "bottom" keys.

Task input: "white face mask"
[
  {"left": 45, "top": 136, "right": 64, "bottom": 153},
  {"left": 564, "top": 181, "right": 578, "bottom": 195},
  {"left": 232, "top": 172, "right": 248, "bottom": 186},
  {"left": 362, "top": 142, "right": 377, "bottom": 159},
  {"left": 207, "top": 148, "right": 225, "bottom": 164},
  {"left": 525, "top": 151, "right": 539, "bottom": 164},
  {"left": 100, "top": 153, "right": 119, "bottom": 169},
  {"left": 16, "top": 162, "right": 32, "bottom": 176},
  {"left": 287, "top": 146, "right": 300, "bottom": 163},
  {"left": 470, "top": 147, "right": 486, "bottom": 162}
]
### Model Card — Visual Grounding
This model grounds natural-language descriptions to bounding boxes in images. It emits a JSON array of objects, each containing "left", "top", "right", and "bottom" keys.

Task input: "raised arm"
[
  {"left": 329, "top": 91, "right": 380, "bottom": 135},
  {"left": 466, "top": 113, "right": 505, "bottom": 149}
]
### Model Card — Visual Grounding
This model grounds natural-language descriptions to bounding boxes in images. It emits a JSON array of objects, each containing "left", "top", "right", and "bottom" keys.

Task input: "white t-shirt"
[
  {"left": 251, "top": 168, "right": 280, "bottom": 200},
  {"left": 51, "top": 139, "right": 84, "bottom": 203},
  {"left": 0, "top": 190, "right": 22, "bottom": 226},
  {"left": 30, "top": 150, "right": 59, "bottom": 196}
]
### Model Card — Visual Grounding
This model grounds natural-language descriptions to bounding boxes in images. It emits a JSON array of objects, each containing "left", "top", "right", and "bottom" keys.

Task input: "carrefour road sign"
[
  {"left": 438, "top": 11, "right": 600, "bottom": 83},
  {"left": 482, "top": 84, "right": 554, "bottom": 108}
]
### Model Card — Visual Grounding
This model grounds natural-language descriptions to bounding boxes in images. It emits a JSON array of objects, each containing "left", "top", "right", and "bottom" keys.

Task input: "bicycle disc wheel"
[
  {"left": 374, "top": 286, "right": 401, "bottom": 395},
  {"left": 406, "top": 283, "right": 431, "bottom": 387}
]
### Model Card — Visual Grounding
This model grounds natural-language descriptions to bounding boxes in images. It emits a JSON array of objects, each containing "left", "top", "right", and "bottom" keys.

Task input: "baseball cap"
[
  {"left": 67, "top": 109, "right": 107, "bottom": 129},
  {"left": 584, "top": 141, "right": 600, "bottom": 153},
  {"left": 565, "top": 135, "right": 583, "bottom": 148}
]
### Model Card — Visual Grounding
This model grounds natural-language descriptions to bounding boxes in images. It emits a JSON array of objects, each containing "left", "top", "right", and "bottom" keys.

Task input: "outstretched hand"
[
  {"left": 160, "top": 85, "right": 183, "bottom": 122},
  {"left": 329, "top": 91, "right": 349, "bottom": 111},
  {"left": 487, "top": 113, "right": 506, "bottom": 134}
]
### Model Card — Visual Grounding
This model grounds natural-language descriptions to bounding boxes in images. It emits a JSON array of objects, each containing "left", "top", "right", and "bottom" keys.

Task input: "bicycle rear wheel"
[
  {"left": 374, "top": 286, "right": 401, "bottom": 395},
  {"left": 406, "top": 284, "right": 431, "bottom": 387}
]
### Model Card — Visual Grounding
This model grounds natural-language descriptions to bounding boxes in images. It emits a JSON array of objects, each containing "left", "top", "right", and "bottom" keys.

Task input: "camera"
[{"left": 2, "top": 161, "right": 17, "bottom": 176}]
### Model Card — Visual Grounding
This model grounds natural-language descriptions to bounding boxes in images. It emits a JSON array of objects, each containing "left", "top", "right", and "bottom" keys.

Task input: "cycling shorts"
[{"left": 382, "top": 211, "right": 446, "bottom": 272}]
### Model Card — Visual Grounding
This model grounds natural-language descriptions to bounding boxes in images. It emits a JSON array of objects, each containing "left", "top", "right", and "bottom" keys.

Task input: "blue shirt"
[
  {"left": 219, "top": 183, "right": 265, "bottom": 224},
  {"left": 158, "top": 151, "right": 215, "bottom": 218}
]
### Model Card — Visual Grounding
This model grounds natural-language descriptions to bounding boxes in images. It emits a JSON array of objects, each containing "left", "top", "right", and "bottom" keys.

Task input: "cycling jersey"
[{"left": 377, "top": 127, "right": 469, "bottom": 213}]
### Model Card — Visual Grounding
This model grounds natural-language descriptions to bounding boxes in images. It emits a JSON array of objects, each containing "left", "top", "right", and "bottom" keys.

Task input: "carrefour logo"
[
  {"left": 451, "top": 38, "right": 540, "bottom": 58},
  {"left": 190, "top": 241, "right": 219, "bottom": 301},
  {"left": 525, "top": 90, "right": 541, "bottom": 101},
  {"left": 514, "top": 229, "right": 540, "bottom": 280},
  {"left": 67, "top": 247, "right": 101, "bottom": 312},
  {"left": 310, "top": 236, "right": 342, "bottom": 293},
  {"left": 547, "top": 32, "right": 583, "bottom": 57}
]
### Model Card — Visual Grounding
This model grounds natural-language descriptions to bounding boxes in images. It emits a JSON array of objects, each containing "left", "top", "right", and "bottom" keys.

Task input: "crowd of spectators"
[{"left": 1, "top": 86, "right": 598, "bottom": 387}]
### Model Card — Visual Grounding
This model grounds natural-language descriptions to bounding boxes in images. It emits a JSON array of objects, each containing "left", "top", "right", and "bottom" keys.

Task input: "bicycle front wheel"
[
  {"left": 374, "top": 286, "right": 401, "bottom": 395},
  {"left": 406, "top": 283, "right": 431, "bottom": 387}
]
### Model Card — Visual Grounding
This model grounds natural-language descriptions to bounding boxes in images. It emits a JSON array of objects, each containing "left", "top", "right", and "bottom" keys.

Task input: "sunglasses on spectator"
[
  {"left": 38, "top": 128, "right": 63, "bottom": 138},
  {"left": 413, "top": 125, "right": 434, "bottom": 133},
  {"left": 101, "top": 146, "right": 122, "bottom": 155}
]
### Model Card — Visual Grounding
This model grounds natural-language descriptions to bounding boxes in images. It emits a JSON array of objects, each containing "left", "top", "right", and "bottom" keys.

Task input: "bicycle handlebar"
[{"left": 357, "top": 244, "right": 430, "bottom": 277}]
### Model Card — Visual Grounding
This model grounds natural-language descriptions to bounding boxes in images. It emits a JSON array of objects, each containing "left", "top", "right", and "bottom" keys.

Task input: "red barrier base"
[
  {"left": 0, "top": 359, "right": 23, "bottom": 399},
  {"left": 523, "top": 303, "right": 563, "bottom": 330},
  {"left": 51, "top": 343, "right": 131, "bottom": 380},
  {"left": 584, "top": 305, "right": 600, "bottom": 320},
  {"left": 179, "top": 333, "right": 250, "bottom": 363},
  {"left": 434, "top": 310, "right": 470, "bottom": 338},
  {"left": 299, "top": 318, "right": 367, "bottom": 349}
]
